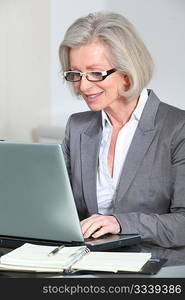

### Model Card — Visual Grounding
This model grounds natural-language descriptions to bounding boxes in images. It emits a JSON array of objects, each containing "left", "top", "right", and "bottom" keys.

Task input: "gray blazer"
[{"left": 62, "top": 90, "right": 185, "bottom": 248}]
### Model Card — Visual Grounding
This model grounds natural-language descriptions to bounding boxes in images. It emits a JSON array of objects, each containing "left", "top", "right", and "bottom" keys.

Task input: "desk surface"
[{"left": 0, "top": 242, "right": 185, "bottom": 278}]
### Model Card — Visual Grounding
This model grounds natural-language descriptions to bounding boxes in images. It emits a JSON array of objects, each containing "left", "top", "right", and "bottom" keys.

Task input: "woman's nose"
[{"left": 79, "top": 75, "right": 94, "bottom": 92}]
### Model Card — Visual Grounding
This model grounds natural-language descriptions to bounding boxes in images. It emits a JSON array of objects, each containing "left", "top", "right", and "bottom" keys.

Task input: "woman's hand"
[{"left": 80, "top": 214, "right": 121, "bottom": 238}]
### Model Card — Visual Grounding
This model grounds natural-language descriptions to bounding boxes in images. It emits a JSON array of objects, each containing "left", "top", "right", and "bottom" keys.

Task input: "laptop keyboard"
[{"left": 85, "top": 233, "right": 114, "bottom": 244}]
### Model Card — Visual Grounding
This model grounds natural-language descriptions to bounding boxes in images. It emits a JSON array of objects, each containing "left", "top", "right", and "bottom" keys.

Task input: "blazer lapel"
[
  {"left": 81, "top": 113, "right": 102, "bottom": 215},
  {"left": 115, "top": 90, "right": 161, "bottom": 202}
]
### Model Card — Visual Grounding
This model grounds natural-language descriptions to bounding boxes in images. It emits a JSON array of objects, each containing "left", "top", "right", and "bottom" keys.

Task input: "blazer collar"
[
  {"left": 115, "top": 89, "right": 161, "bottom": 203},
  {"left": 83, "top": 111, "right": 102, "bottom": 137},
  {"left": 138, "top": 89, "right": 160, "bottom": 132},
  {"left": 81, "top": 112, "right": 102, "bottom": 214}
]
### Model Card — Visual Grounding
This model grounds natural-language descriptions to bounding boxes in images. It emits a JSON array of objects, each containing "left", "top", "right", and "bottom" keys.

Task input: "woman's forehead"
[{"left": 69, "top": 41, "right": 112, "bottom": 69}]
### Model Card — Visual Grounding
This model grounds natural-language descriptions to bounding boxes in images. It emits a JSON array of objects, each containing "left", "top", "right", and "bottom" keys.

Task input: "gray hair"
[{"left": 59, "top": 11, "right": 154, "bottom": 100}]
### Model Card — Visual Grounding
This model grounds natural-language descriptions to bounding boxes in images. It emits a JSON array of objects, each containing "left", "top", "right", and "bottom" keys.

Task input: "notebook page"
[
  {"left": 72, "top": 252, "right": 152, "bottom": 272},
  {"left": 0, "top": 243, "right": 87, "bottom": 270}
]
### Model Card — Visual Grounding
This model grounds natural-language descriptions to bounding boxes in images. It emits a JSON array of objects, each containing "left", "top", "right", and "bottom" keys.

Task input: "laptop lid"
[
  {"left": 0, "top": 141, "right": 84, "bottom": 245},
  {"left": 0, "top": 141, "right": 141, "bottom": 250}
]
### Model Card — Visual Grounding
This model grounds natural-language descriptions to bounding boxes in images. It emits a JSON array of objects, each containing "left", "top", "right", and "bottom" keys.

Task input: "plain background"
[{"left": 0, "top": 0, "right": 185, "bottom": 141}]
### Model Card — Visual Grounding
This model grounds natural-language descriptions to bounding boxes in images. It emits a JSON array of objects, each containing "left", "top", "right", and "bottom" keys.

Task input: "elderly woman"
[{"left": 59, "top": 11, "right": 185, "bottom": 248}]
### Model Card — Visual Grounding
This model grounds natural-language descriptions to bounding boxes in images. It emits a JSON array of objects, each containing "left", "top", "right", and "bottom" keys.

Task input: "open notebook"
[{"left": 0, "top": 243, "right": 152, "bottom": 274}]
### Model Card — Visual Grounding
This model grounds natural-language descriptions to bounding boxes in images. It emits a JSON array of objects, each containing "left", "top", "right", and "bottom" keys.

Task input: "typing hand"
[{"left": 80, "top": 214, "right": 120, "bottom": 239}]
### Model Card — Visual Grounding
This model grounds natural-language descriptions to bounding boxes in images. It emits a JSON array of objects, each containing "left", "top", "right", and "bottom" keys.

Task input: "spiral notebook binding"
[{"left": 66, "top": 246, "right": 90, "bottom": 274}]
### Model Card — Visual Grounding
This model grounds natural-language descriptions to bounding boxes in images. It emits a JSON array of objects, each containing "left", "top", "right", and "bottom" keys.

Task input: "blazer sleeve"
[{"left": 114, "top": 122, "right": 185, "bottom": 248}]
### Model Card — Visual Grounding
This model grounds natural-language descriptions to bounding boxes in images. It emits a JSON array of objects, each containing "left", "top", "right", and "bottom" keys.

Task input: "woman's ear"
[{"left": 123, "top": 74, "right": 130, "bottom": 91}]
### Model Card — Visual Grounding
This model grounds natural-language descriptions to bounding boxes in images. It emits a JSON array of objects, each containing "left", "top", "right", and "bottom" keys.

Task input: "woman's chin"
[{"left": 86, "top": 102, "right": 104, "bottom": 111}]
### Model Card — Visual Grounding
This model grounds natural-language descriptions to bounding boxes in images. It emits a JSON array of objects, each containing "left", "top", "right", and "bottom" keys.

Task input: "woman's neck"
[{"left": 104, "top": 98, "right": 138, "bottom": 128}]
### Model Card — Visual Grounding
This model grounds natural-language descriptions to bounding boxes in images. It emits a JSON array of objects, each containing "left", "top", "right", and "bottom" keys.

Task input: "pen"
[{"left": 48, "top": 245, "right": 65, "bottom": 257}]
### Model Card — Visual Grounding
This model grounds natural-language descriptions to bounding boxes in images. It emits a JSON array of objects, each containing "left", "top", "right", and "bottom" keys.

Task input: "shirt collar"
[
  {"left": 101, "top": 88, "right": 148, "bottom": 128},
  {"left": 101, "top": 110, "right": 111, "bottom": 128},
  {"left": 132, "top": 88, "right": 148, "bottom": 121}
]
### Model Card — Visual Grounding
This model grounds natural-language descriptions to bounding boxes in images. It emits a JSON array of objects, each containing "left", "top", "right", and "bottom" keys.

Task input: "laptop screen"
[{"left": 0, "top": 142, "right": 84, "bottom": 244}]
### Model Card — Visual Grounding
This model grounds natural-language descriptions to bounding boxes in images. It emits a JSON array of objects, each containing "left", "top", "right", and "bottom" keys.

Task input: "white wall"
[
  {"left": 0, "top": 1, "right": 8, "bottom": 140},
  {"left": 0, "top": 0, "right": 51, "bottom": 141}
]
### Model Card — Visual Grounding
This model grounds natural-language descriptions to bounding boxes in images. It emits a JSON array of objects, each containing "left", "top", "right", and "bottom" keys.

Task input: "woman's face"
[{"left": 69, "top": 40, "right": 129, "bottom": 112}]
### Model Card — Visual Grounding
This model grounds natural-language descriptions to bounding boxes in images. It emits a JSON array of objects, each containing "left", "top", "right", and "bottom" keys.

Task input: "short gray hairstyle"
[{"left": 59, "top": 11, "right": 154, "bottom": 100}]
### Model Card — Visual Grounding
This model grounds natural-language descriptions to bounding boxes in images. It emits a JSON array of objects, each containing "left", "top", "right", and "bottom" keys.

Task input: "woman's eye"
[{"left": 93, "top": 72, "right": 102, "bottom": 76}]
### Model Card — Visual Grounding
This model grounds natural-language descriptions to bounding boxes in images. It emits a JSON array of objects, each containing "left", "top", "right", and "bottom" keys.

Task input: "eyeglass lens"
[{"left": 66, "top": 71, "right": 104, "bottom": 82}]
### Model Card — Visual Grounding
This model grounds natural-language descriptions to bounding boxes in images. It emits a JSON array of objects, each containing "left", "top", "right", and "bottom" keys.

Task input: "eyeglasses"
[{"left": 63, "top": 68, "right": 117, "bottom": 82}]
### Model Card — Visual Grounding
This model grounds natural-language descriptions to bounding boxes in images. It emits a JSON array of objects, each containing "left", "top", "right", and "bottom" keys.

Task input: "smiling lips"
[{"left": 84, "top": 92, "right": 103, "bottom": 103}]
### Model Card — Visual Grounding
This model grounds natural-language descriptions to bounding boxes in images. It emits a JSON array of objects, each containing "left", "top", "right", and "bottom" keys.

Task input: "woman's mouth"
[{"left": 84, "top": 92, "right": 103, "bottom": 103}]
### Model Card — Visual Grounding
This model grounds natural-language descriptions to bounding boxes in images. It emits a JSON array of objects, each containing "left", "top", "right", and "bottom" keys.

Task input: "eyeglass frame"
[{"left": 63, "top": 68, "right": 117, "bottom": 82}]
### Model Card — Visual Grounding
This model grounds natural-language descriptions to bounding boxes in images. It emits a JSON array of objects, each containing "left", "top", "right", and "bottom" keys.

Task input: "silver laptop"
[{"left": 0, "top": 141, "right": 140, "bottom": 250}]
